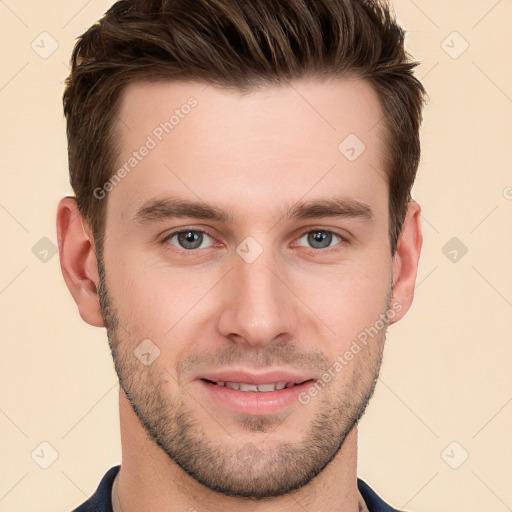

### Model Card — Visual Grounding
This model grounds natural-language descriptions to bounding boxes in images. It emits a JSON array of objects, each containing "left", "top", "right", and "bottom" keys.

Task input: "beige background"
[{"left": 1, "top": 1, "right": 511, "bottom": 511}]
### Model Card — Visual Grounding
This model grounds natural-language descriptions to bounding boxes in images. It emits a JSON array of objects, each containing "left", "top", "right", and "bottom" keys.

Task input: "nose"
[{"left": 216, "top": 246, "right": 299, "bottom": 349}]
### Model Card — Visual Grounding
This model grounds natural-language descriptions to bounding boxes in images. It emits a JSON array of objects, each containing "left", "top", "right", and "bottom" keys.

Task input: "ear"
[
  {"left": 56, "top": 197, "right": 104, "bottom": 327},
  {"left": 388, "top": 200, "right": 423, "bottom": 325}
]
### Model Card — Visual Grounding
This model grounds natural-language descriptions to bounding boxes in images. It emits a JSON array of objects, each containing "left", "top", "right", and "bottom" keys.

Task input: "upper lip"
[{"left": 198, "top": 369, "right": 314, "bottom": 385}]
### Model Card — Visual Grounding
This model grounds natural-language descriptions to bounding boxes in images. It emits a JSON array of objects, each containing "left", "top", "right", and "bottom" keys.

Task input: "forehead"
[
  {"left": 109, "top": 77, "right": 389, "bottom": 226},
  {"left": 117, "top": 77, "right": 386, "bottom": 152}
]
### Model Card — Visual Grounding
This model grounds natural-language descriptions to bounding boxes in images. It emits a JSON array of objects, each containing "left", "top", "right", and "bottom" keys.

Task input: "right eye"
[{"left": 163, "top": 229, "right": 216, "bottom": 251}]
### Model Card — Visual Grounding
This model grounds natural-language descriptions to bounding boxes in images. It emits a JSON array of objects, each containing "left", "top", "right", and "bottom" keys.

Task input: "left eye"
[{"left": 297, "top": 230, "right": 343, "bottom": 250}]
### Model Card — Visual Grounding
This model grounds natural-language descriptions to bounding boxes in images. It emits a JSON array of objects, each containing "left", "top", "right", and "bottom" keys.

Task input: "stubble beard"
[{"left": 97, "top": 255, "right": 388, "bottom": 500}]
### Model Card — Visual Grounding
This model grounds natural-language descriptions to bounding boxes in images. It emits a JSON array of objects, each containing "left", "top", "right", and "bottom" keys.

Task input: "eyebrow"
[{"left": 132, "top": 196, "right": 373, "bottom": 225}]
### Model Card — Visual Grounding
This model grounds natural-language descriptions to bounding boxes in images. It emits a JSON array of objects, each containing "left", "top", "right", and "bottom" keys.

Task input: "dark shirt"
[{"left": 72, "top": 465, "right": 405, "bottom": 511}]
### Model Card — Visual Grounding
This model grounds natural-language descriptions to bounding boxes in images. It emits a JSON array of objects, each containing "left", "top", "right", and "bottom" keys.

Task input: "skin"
[{"left": 57, "top": 77, "right": 422, "bottom": 511}]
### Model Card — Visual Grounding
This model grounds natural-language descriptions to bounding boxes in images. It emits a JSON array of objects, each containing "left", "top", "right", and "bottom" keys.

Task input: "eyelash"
[{"left": 161, "top": 227, "right": 348, "bottom": 254}]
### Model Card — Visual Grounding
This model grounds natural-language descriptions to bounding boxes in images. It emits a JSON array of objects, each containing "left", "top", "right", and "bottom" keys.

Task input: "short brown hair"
[{"left": 63, "top": 0, "right": 427, "bottom": 256}]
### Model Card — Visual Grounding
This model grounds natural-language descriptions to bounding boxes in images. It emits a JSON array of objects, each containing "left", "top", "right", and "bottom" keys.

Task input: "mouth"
[
  {"left": 201, "top": 378, "right": 311, "bottom": 392},
  {"left": 198, "top": 377, "right": 316, "bottom": 415}
]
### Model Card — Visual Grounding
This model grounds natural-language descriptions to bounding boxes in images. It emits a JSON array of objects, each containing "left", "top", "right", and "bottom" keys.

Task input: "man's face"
[{"left": 98, "top": 78, "right": 396, "bottom": 498}]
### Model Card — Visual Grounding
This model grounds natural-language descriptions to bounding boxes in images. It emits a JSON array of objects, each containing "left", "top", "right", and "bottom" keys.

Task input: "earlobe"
[
  {"left": 56, "top": 197, "right": 105, "bottom": 327},
  {"left": 388, "top": 200, "right": 423, "bottom": 325}
]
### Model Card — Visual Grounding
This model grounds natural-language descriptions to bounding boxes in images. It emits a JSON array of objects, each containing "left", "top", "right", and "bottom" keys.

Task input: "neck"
[{"left": 115, "top": 390, "right": 363, "bottom": 512}]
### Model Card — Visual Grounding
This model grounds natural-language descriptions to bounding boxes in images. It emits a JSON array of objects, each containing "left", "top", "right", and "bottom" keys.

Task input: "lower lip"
[{"left": 198, "top": 379, "right": 314, "bottom": 415}]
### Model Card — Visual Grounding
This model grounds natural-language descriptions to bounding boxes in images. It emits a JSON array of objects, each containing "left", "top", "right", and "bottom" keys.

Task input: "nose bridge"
[{"left": 217, "top": 243, "right": 297, "bottom": 346}]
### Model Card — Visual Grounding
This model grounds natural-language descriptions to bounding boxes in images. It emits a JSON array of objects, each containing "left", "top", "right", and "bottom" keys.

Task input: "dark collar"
[{"left": 72, "top": 465, "right": 406, "bottom": 512}]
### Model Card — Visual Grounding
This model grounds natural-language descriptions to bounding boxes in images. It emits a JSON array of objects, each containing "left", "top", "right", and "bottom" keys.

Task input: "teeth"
[
  {"left": 216, "top": 381, "right": 292, "bottom": 392},
  {"left": 239, "top": 383, "right": 259, "bottom": 392},
  {"left": 257, "top": 383, "right": 278, "bottom": 392}
]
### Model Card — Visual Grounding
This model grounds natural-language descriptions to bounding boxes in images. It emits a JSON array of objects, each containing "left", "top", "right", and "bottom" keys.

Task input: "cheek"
[
  {"left": 301, "top": 260, "right": 391, "bottom": 343},
  {"left": 107, "top": 253, "right": 216, "bottom": 341}
]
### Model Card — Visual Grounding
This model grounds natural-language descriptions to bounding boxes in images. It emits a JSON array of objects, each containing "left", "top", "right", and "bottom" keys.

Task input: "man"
[{"left": 57, "top": 0, "right": 426, "bottom": 510}]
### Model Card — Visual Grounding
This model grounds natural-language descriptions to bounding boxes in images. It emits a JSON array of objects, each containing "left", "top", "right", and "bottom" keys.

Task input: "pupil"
[
  {"left": 310, "top": 231, "right": 330, "bottom": 248},
  {"left": 180, "top": 231, "right": 201, "bottom": 249}
]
